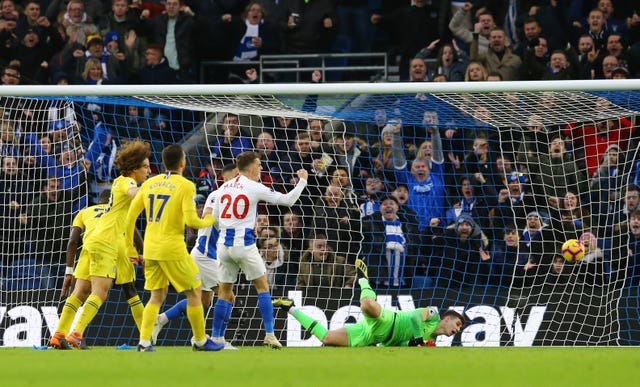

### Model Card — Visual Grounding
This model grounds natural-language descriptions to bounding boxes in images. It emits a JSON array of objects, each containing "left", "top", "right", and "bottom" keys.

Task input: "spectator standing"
[
  {"left": 313, "top": 184, "right": 361, "bottom": 262},
  {"left": 427, "top": 213, "right": 491, "bottom": 287},
  {"left": 280, "top": 210, "right": 306, "bottom": 286},
  {"left": 226, "top": 1, "right": 280, "bottom": 61},
  {"left": 278, "top": 0, "right": 337, "bottom": 55},
  {"left": 416, "top": 39, "right": 469, "bottom": 82},
  {"left": 210, "top": 113, "right": 253, "bottom": 165},
  {"left": 139, "top": 43, "right": 178, "bottom": 84},
  {"left": 392, "top": 123, "right": 446, "bottom": 232},
  {"left": 81, "top": 57, "right": 105, "bottom": 84},
  {"left": 370, "top": 0, "right": 448, "bottom": 81},
  {"left": 22, "top": 177, "right": 76, "bottom": 289},
  {"left": 519, "top": 134, "right": 589, "bottom": 208},
  {"left": 296, "top": 233, "right": 355, "bottom": 290},
  {"left": 464, "top": 60, "right": 488, "bottom": 81},
  {"left": 471, "top": 27, "right": 522, "bottom": 80},
  {"left": 449, "top": 4, "right": 496, "bottom": 55},
  {"left": 361, "top": 195, "right": 419, "bottom": 288},
  {"left": 564, "top": 113, "right": 635, "bottom": 177},
  {"left": 51, "top": 0, "right": 100, "bottom": 47},
  {"left": 1, "top": 64, "right": 20, "bottom": 85},
  {"left": 143, "top": 0, "right": 196, "bottom": 83},
  {"left": 258, "top": 235, "right": 287, "bottom": 290},
  {"left": 11, "top": 27, "right": 64, "bottom": 85}
]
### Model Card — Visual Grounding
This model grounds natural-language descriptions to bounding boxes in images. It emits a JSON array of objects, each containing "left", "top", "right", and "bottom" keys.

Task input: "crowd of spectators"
[
  {"left": 0, "top": 0, "right": 639, "bottom": 85},
  {"left": 1, "top": 0, "right": 640, "bottom": 294},
  {"left": 178, "top": 104, "right": 639, "bottom": 293},
  {"left": 1, "top": 98, "right": 639, "bottom": 293}
]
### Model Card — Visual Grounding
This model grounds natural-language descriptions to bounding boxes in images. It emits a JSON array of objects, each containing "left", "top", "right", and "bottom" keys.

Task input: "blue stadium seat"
[{"left": 6, "top": 258, "right": 41, "bottom": 290}]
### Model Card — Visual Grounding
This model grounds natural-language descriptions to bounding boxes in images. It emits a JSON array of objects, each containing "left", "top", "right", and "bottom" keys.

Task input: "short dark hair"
[
  {"left": 487, "top": 71, "right": 503, "bottom": 80},
  {"left": 222, "top": 163, "right": 237, "bottom": 174},
  {"left": 162, "top": 144, "right": 184, "bottom": 170},
  {"left": 236, "top": 151, "right": 259, "bottom": 171},
  {"left": 441, "top": 309, "right": 466, "bottom": 326},
  {"left": 380, "top": 195, "right": 399, "bottom": 206},
  {"left": 146, "top": 43, "right": 163, "bottom": 53}
]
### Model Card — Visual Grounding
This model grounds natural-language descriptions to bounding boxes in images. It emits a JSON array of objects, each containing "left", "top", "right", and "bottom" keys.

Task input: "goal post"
[{"left": 0, "top": 80, "right": 639, "bottom": 347}]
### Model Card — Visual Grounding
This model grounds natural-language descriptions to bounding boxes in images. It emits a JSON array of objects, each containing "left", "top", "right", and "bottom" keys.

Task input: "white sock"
[{"left": 157, "top": 313, "right": 169, "bottom": 326}]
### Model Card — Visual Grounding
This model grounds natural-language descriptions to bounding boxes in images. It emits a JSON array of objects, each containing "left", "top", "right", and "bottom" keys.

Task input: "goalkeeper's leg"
[
  {"left": 272, "top": 299, "right": 329, "bottom": 342},
  {"left": 355, "top": 261, "right": 381, "bottom": 319}
]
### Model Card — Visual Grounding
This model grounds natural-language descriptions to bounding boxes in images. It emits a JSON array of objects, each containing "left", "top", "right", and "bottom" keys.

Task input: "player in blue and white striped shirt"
[{"left": 211, "top": 151, "right": 308, "bottom": 348}]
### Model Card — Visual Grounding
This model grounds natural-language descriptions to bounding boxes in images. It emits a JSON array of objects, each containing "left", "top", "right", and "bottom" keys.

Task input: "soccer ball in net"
[{"left": 561, "top": 239, "right": 585, "bottom": 262}]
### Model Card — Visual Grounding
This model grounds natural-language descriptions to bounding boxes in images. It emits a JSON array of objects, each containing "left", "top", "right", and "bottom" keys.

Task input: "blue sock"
[
  {"left": 257, "top": 292, "right": 274, "bottom": 334},
  {"left": 220, "top": 302, "right": 233, "bottom": 337},
  {"left": 164, "top": 299, "right": 187, "bottom": 321},
  {"left": 212, "top": 299, "right": 232, "bottom": 337}
]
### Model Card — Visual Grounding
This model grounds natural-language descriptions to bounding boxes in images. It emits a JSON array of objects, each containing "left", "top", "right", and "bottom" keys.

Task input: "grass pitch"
[{"left": 3, "top": 346, "right": 640, "bottom": 386}]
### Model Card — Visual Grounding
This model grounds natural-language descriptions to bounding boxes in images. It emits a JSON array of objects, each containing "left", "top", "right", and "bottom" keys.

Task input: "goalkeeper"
[{"left": 273, "top": 259, "right": 464, "bottom": 347}]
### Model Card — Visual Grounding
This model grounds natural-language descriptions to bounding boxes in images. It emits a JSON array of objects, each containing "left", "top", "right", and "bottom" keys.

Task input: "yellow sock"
[
  {"left": 186, "top": 304, "right": 206, "bottom": 342},
  {"left": 73, "top": 294, "right": 103, "bottom": 334},
  {"left": 127, "top": 295, "right": 144, "bottom": 332},
  {"left": 56, "top": 294, "right": 83, "bottom": 336},
  {"left": 140, "top": 303, "right": 161, "bottom": 342}
]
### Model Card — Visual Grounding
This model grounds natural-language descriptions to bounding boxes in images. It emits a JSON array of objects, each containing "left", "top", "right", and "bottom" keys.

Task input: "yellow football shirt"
[
  {"left": 127, "top": 172, "right": 214, "bottom": 261},
  {"left": 72, "top": 203, "right": 109, "bottom": 239},
  {"left": 85, "top": 175, "right": 137, "bottom": 252}
]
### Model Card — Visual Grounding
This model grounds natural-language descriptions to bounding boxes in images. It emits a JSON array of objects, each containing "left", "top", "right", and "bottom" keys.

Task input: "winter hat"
[
  {"left": 104, "top": 30, "right": 120, "bottom": 44},
  {"left": 507, "top": 172, "right": 527, "bottom": 184},
  {"left": 86, "top": 33, "right": 103, "bottom": 46}
]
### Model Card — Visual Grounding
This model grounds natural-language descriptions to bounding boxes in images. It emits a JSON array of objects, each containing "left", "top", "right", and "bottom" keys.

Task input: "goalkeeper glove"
[{"left": 407, "top": 337, "right": 425, "bottom": 347}]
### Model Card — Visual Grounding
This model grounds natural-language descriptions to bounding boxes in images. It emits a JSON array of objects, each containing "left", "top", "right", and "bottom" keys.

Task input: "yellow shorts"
[
  {"left": 144, "top": 257, "right": 201, "bottom": 293},
  {"left": 115, "top": 254, "right": 136, "bottom": 285},
  {"left": 73, "top": 249, "right": 90, "bottom": 281},
  {"left": 86, "top": 244, "right": 117, "bottom": 279}
]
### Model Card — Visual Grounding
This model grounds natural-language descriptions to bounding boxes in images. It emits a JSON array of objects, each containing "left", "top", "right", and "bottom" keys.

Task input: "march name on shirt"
[{"left": 222, "top": 178, "right": 245, "bottom": 191}]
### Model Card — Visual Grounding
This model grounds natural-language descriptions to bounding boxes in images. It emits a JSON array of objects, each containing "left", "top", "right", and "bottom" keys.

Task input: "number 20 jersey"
[{"left": 211, "top": 174, "right": 307, "bottom": 247}]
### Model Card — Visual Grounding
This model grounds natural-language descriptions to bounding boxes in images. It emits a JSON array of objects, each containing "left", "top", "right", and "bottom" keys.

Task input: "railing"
[{"left": 199, "top": 52, "right": 388, "bottom": 84}]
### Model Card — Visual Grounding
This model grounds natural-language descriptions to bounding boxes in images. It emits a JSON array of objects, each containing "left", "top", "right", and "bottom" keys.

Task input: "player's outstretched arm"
[{"left": 262, "top": 169, "right": 308, "bottom": 207}]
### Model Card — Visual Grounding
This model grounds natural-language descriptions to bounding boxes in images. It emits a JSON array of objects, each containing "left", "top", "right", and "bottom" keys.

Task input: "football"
[{"left": 562, "top": 239, "right": 585, "bottom": 262}]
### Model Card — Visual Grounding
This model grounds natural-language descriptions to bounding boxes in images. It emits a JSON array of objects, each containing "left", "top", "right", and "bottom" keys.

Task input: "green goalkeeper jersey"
[{"left": 381, "top": 307, "right": 440, "bottom": 347}]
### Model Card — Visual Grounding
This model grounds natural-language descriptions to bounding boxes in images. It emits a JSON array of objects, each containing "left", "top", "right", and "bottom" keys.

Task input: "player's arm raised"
[{"left": 261, "top": 168, "right": 308, "bottom": 206}]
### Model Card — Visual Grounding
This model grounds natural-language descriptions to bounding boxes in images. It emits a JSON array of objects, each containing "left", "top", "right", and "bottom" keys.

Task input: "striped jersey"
[
  {"left": 194, "top": 190, "right": 220, "bottom": 259},
  {"left": 211, "top": 174, "right": 307, "bottom": 247}
]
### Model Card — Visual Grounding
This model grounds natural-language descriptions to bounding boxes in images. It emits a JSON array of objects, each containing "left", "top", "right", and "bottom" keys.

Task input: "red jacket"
[{"left": 564, "top": 117, "right": 635, "bottom": 176}]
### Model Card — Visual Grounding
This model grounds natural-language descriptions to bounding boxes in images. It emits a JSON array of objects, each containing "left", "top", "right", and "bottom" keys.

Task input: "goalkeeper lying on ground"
[{"left": 273, "top": 259, "right": 465, "bottom": 347}]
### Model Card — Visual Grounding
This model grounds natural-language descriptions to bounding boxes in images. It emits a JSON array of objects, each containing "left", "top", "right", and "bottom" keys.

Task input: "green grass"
[{"left": 3, "top": 347, "right": 640, "bottom": 386}]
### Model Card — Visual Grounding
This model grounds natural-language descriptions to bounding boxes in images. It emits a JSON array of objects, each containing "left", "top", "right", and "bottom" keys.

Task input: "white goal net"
[{"left": 0, "top": 81, "right": 639, "bottom": 347}]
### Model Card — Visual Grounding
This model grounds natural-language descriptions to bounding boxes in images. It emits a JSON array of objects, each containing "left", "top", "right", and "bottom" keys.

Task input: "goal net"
[{"left": 0, "top": 81, "right": 639, "bottom": 347}]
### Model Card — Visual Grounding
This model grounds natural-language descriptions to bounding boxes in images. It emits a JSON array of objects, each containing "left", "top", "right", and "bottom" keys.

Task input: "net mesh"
[{"left": 1, "top": 87, "right": 639, "bottom": 347}]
